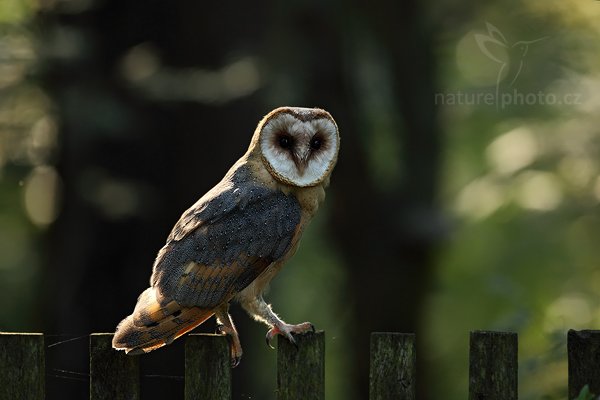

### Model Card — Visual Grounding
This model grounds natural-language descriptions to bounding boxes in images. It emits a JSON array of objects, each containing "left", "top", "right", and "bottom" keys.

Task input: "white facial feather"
[{"left": 259, "top": 110, "right": 339, "bottom": 187}]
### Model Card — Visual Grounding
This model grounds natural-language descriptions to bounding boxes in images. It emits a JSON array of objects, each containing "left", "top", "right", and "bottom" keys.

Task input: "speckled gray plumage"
[{"left": 151, "top": 164, "right": 302, "bottom": 309}]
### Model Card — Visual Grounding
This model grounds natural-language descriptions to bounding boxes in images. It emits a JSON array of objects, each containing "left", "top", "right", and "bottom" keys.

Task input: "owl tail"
[{"left": 112, "top": 287, "right": 215, "bottom": 355}]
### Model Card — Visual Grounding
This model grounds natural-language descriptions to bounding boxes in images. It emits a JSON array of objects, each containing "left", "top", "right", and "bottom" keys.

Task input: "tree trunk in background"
[
  {"left": 328, "top": 2, "right": 442, "bottom": 399},
  {"left": 37, "top": 2, "right": 265, "bottom": 399}
]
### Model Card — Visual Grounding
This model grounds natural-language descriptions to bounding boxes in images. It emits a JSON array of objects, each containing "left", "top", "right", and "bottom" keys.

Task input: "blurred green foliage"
[
  {"left": 0, "top": 0, "right": 48, "bottom": 331},
  {"left": 1, "top": 0, "right": 600, "bottom": 399},
  {"left": 425, "top": 2, "right": 600, "bottom": 399}
]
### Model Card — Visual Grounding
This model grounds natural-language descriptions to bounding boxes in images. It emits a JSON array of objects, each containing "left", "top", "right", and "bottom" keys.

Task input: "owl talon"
[
  {"left": 226, "top": 337, "right": 243, "bottom": 368},
  {"left": 217, "top": 327, "right": 243, "bottom": 368},
  {"left": 231, "top": 355, "right": 242, "bottom": 368},
  {"left": 265, "top": 333, "right": 275, "bottom": 349},
  {"left": 214, "top": 313, "right": 243, "bottom": 368},
  {"left": 290, "top": 335, "right": 299, "bottom": 350},
  {"left": 265, "top": 322, "right": 314, "bottom": 350}
]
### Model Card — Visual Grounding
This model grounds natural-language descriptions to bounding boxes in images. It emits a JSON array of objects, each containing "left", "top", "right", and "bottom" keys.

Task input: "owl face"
[{"left": 258, "top": 107, "right": 340, "bottom": 187}]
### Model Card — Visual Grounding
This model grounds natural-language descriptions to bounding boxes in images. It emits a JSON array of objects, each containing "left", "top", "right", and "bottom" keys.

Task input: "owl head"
[{"left": 254, "top": 107, "right": 340, "bottom": 188}]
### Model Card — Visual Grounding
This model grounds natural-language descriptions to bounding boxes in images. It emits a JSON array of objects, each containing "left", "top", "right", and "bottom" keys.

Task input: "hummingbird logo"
[{"left": 474, "top": 22, "right": 547, "bottom": 91}]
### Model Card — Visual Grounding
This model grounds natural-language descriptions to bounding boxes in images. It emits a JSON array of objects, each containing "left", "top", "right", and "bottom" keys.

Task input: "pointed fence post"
[
  {"left": 369, "top": 332, "right": 416, "bottom": 400},
  {"left": 0, "top": 332, "right": 45, "bottom": 400},
  {"left": 277, "top": 331, "right": 325, "bottom": 400},
  {"left": 90, "top": 333, "right": 140, "bottom": 400},
  {"left": 185, "top": 333, "right": 231, "bottom": 400},
  {"left": 469, "top": 331, "right": 517, "bottom": 400},
  {"left": 568, "top": 329, "right": 600, "bottom": 399}
]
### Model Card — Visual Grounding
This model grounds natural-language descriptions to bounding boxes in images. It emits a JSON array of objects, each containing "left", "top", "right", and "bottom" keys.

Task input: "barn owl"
[{"left": 112, "top": 106, "right": 340, "bottom": 366}]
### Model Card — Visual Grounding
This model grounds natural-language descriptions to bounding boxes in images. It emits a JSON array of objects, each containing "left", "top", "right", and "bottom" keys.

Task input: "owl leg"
[
  {"left": 214, "top": 304, "right": 243, "bottom": 368},
  {"left": 239, "top": 295, "right": 314, "bottom": 349}
]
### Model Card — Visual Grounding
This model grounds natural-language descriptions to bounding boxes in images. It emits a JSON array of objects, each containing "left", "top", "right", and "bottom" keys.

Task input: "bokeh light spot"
[
  {"left": 515, "top": 171, "right": 563, "bottom": 211},
  {"left": 486, "top": 126, "right": 538, "bottom": 175},
  {"left": 23, "top": 166, "right": 62, "bottom": 227}
]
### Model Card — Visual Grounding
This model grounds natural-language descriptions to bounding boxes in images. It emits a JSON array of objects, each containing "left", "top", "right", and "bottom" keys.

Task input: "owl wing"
[{"left": 151, "top": 178, "right": 302, "bottom": 309}]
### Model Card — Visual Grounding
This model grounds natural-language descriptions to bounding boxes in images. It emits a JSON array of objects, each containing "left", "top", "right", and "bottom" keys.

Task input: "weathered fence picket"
[
  {"left": 185, "top": 333, "right": 231, "bottom": 400},
  {"left": 568, "top": 329, "right": 600, "bottom": 398},
  {"left": 469, "top": 331, "right": 518, "bottom": 400},
  {"left": 277, "top": 330, "right": 325, "bottom": 400},
  {"left": 90, "top": 333, "right": 140, "bottom": 400},
  {"left": 0, "top": 332, "right": 45, "bottom": 400},
  {"left": 2, "top": 329, "right": 600, "bottom": 399},
  {"left": 369, "top": 332, "right": 416, "bottom": 400}
]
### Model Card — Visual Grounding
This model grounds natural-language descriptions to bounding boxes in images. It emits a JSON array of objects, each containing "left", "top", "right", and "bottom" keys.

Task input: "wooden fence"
[{"left": 0, "top": 330, "right": 599, "bottom": 399}]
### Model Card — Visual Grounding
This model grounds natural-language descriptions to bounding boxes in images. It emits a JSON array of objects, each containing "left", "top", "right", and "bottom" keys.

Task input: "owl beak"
[
  {"left": 293, "top": 150, "right": 310, "bottom": 175},
  {"left": 293, "top": 157, "right": 307, "bottom": 175}
]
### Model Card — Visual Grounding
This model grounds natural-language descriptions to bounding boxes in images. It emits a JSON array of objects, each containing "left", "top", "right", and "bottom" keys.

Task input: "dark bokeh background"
[{"left": 1, "top": 0, "right": 600, "bottom": 399}]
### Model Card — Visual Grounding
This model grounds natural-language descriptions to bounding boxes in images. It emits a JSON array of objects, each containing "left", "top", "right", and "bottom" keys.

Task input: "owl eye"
[
  {"left": 310, "top": 136, "right": 322, "bottom": 150},
  {"left": 278, "top": 135, "right": 293, "bottom": 149}
]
